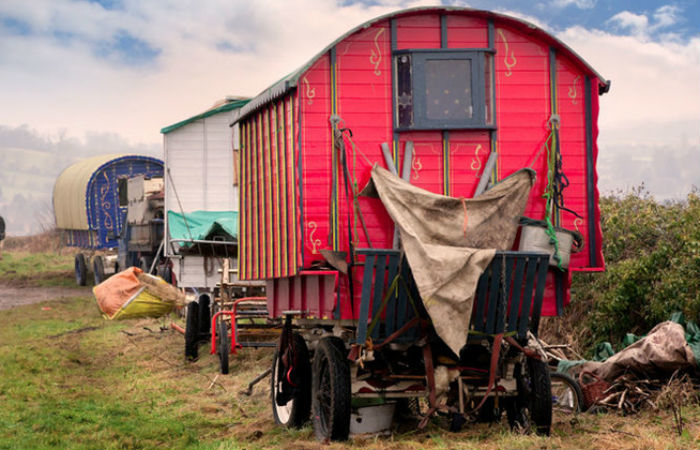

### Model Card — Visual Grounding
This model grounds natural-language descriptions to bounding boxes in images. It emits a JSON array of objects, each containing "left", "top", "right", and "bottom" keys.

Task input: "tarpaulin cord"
[{"left": 460, "top": 197, "right": 468, "bottom": 237}]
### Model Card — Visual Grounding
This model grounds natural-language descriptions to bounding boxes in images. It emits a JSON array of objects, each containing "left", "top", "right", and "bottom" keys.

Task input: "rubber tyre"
[
  {"left": 271, "top": 333, "right": 312, "bottom": 428},
  {"left": 198, "top": 294, "right": 212, "bottom": 337},
  {"left": 507, "top": 359, "right": 552, "bottom": 436},
  {"left": 75, "top": 253, "right": 87, "bottom": 286},
  {"left": 184, "top": 301, "right": 200, "bottom": 361},
  {"left": 93, "top": 256, "right": 105, "bottom": 285},
  {"left": 529, "top": 359, "right": 552, "bottom": 435},
  {"left": 551, "top": 372, "right": 583, "bottom": 415},
  {"left": 312, "top": 337, "right": 351, "bottom": 441},
  {"left": 217, "top": 317, "right": 230, "bottom": 375}
]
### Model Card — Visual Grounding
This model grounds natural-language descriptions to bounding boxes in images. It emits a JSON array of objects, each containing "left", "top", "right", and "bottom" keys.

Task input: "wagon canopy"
[{"left": 53, "top": 154, "right": 163, "bottom": 231}]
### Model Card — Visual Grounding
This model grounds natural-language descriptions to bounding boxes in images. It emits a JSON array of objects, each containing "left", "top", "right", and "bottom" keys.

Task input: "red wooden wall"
[{"left": 239, "top": 8, "right": 607, "bottom": 320}]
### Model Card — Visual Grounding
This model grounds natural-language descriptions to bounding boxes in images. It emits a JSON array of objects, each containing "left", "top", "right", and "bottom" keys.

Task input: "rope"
[{"left": 460, "top": 197, "right": 468, "bottom": 237}]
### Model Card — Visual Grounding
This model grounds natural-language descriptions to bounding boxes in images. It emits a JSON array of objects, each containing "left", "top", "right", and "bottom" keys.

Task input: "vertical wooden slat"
[
  {"left": 371, "top": 254, "right": 388, "bottom": 340},
  {"left": 276, "top": 101, "right": 288, "bottom": 277},
  {"left": 357, "top": 254, "right": 376, "bottom": 344},
  {"left": 496, "top": 254, "right": 514, "bottom": 333},
  {"left": 473, "top": 273, "right": 489, "bottom": 332},
  {"left": 271, "top": 103, "right": 282, "bottom": 278},
  {"left": 485, "top": 255, "right": 502, "bottom": 334},
  {"left": 257, "top": 113, "right": 266, "bottom": 278},
  {"left": 384, "top": 254, "right": 400, "bottom": 336},
  {"left": 239, "top": 122, "right": 247, "bottom": 279},
  {"left": 507, "top": 257, "right": 526, "bottom": 333},
  {"left": 518, "top": 257, "right": 538, "bottom": 338},
  {"left": 265, "top": 107, "right": 274, "bottom": 278},
  {"left": 251, "top": 117, "right": 260, "bottom": 279},
  {"left": 530, "top": 257, "right": 550, "bottom": 336}
]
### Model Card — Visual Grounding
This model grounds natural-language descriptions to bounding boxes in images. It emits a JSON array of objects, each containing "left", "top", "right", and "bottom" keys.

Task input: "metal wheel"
[
  {"left": 217, "top": 317, "right": 229, "bottom": 374},
  {"left": 271, "top": 333, "right": 311, "bottom": 428},
  {"left": 93, "top": 255, "right": 105, "bottom": 285},
  {"left": 312, "top": 337, "right": 351, "bottom": 441},
  {"left": 551, "top": 372, "right": 583, "bottom": 415},
  {"left": 74, "top": 253, "right": 87, "bottom": 286}
]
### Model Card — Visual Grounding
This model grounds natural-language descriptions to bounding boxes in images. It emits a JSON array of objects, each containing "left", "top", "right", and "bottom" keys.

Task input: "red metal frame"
[{"left": 210, "top": 296, "right": 267, "bottom": 356}]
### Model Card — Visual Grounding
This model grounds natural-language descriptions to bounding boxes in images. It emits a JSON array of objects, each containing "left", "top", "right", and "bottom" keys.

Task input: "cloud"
[
  {"left": 607, "top": 11, "right": 649, "bottom": 37},
  {"left": 551, "top": 0, "right": 596, "bottom": 10}
]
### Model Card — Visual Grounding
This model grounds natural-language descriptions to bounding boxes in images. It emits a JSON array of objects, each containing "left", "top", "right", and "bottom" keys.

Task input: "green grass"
[
  {"left": 0, "top": 275, "right": 698, "bottom": 448},
  {"left": 0, "top": 252, "right": 75, "bottom": 287}
]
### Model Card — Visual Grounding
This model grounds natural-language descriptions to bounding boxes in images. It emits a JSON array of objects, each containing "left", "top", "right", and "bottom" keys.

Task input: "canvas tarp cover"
[
  {"left": 572, "top": 321, "right": 697, "bottom": 381},
  {"left": 167, "top": 210, "right": 238, "bottom": 247},
  {"left": 369, "top": 166, "right": 536, "bottom": 355},
  {"left": 93, "top": 267, "right": 184, "bottom": 320}
]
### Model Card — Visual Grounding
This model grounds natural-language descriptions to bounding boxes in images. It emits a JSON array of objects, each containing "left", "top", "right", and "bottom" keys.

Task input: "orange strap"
[{"left": 460, "top": 197, "right": 468, "bottom": 237}]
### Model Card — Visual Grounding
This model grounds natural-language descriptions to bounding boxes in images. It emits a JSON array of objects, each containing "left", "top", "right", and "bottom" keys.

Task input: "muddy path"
[{"left": 0, "top": 283, "right": 90, "bottom": 310}]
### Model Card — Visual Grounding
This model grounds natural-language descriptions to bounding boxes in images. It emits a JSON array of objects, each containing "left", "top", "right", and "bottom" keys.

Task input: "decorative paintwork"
[
  {"left": 370, "top": 28, "right": 385, "bottom": 75},
  {"left": 496, "top": 28, "right": 517, "bottom": 77}
]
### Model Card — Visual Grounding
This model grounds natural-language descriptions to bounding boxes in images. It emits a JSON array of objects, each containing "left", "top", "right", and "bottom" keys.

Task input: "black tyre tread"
[
  {"left": 198, "top": 294, "right": 212, "bottom": 336},
  {"left": 75, "top": 253, "right": 87, "bottom": 286},
  {"left": 529, "top": 359, "right": 552, "bottom": 436},
  {"left": 217, "top": 317, "right": 229, "bottom": 375},
  {"left": 271, "top": 333, "right": 312, "bottom": 428},
  {"left": 184, "top": 302, "right": 199, "bottom": 361},
  {"left": 312, "top": 338, "right": 351, "bottom": 441},
  {"left": 550, "top": 372, "right": 583, "bottom": 414},
  {"left": 93, "top": 256, "right": 105, "bottom": 285}
]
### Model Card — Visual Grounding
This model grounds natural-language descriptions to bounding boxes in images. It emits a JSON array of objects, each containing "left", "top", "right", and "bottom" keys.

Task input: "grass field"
[{"left": 0, "top": 247, "right": 699, "bottom": 449}]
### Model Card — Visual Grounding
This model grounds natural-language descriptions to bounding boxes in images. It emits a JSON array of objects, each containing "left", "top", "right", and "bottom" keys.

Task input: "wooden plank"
[
  {"left": 485, "top": 255, "right": 503, "bottom": 334},
  {"left": 507, "top": 256, "right": 526, "bottom": 333},
  {"left": 371, "top": 254, "right": 388, "bottom": 340},
  {"left": 384, "top": 254, "right": 400, "bottom": 336},
  {"left": 473, "top": 272, "right": 489, "bottom": 332},
  {"left": 518, "top": 257, "right": 538, "bottom": 338},
  {"left": 356, "top": 254, "right": 376, "bottom": 344},
  {"left": 530, "top": 256, "right": 550, "bottom": 336}
]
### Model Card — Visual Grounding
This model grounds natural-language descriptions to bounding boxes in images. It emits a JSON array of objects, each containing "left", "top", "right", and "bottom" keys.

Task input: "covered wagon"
[
  {"left": 53, "top": 154, "right": 164, "bottom": 285},
  {"left": 230, "top": 6, "right": 609, "bottom": 440}
]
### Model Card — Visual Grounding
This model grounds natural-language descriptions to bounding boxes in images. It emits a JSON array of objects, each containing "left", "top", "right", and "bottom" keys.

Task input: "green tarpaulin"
[{"left": 167, "top": 211, "right": 238, "bottom": 245}]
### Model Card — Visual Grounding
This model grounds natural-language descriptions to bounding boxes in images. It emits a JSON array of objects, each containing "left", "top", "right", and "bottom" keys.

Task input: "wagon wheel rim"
[{"left": 272, "top": 353, "right": 294, "bottom": 423}]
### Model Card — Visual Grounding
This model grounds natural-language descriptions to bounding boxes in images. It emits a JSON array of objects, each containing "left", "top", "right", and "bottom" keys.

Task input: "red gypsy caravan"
[{"left": 233, "top": 6, "right": 608, "bottom": 440}]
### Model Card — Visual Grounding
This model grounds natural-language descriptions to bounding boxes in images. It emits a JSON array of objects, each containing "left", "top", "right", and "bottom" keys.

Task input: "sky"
[{"left": 0, "top": 0, "right": 698, "bottom": 235}]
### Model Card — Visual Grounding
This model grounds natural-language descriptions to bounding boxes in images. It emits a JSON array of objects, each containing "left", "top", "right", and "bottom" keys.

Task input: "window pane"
[
  {"left": 396, "top": 54, "right": 413, "bottom": 128},
  {"left": 425, "top": 59, "right": 472, "bottom": 121},
  {"left": 484, "top": 53, "right": 494, "bottom": 125}
]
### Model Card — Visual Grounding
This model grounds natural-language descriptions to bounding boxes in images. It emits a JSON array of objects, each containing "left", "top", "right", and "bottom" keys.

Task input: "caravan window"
[{"left": 395, "top": 50, "right": 494, "bottom": 130}]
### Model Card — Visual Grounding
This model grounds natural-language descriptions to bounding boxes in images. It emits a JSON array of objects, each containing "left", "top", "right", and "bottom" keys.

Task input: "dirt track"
[{"left": 0, "top": 283, "right": 90, "bottom": 310}]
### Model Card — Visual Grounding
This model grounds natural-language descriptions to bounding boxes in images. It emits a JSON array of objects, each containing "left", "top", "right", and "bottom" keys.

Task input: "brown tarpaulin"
[
  {"left": 577, "top": 321, "right": 697, "bottom": 381},
  {"left": 369, "top": 166, "right": 535, "bottom": 355}
]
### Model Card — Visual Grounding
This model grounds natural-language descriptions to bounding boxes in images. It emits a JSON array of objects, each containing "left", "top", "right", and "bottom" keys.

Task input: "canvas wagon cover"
[{"left": 370, "top": 166, "right": 535, "bottom": 354}]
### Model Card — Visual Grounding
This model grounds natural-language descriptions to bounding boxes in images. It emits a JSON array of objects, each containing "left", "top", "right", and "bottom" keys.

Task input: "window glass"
[
  {"left": 425, "top": 59, "right": 472, "bottom": 121},
  {"left": 484, "top": 53, "right": 494, "bottom": 125},
  {"left": 396, "top": 54, "right": 413, "bottom": 128}
]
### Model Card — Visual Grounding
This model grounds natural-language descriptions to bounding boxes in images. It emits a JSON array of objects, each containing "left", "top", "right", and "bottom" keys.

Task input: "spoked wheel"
[
  {"left": 217, "top": 317, "right": 230, "bottom": 374},
  {"left": 93, "top": 255, "right": 105, "bottom": 285},
  {"left": 551, "top": 372, "right": 583, "bottom": 415},
  {"left": 271, "top": 333, "right": 311, "bottom": 428},
  {"left": 75, "top": 253, "right": 87, "bottom": 286},
  {"left": 507, "top": 359, "right": 552, "bottom": 436},
  {"left": 184, "top": 301, "right": 199, "bottom": 361},
  {"left": 312, "top": 337, "right": 351, "bottom": 441}
]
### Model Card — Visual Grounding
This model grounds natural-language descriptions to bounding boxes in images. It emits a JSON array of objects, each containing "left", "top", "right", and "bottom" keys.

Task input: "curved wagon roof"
[
  {"left": 53, "top": 154, "right": 163, "bottom": 230},
  {"left": 236, "top": 6, "right": 610, "bottom": 123}
]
